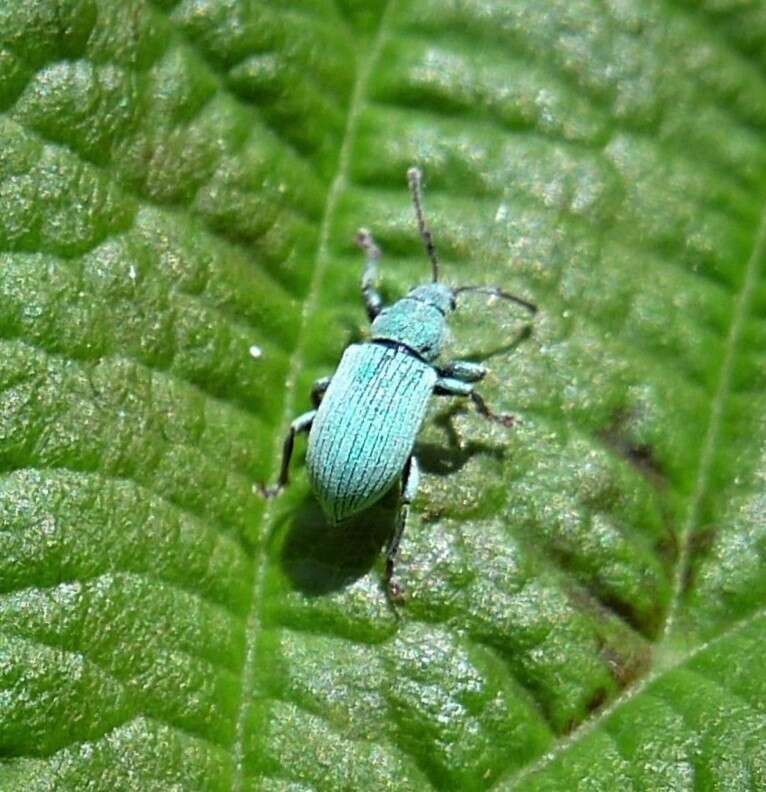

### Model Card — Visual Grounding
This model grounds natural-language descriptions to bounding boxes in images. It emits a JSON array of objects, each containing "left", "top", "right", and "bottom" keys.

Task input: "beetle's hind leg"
[
  {"left": 434, "top": 376, "right": 517, "bottom": 427},
  {"left": 385, "top": 455, "right": 420, "bottom": 609},
  {"left": 354, "top": 228, "right": 384, "bottom": 321},
  {"left": 258, "top": 410, "right": 316, "bottom": 498}
]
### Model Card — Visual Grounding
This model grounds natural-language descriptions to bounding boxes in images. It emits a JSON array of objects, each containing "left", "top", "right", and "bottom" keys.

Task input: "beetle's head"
[
  {"left": 406, "top": 283, "right": 456, "bottom": 315},
  {"left": 371, "top": 288, "right": 451, "bottom": 361}
]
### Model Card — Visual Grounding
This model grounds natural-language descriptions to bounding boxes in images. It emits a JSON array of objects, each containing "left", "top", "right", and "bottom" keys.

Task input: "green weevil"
[{"left": 262, "top": 167, "right": 536, "bottom": 604}]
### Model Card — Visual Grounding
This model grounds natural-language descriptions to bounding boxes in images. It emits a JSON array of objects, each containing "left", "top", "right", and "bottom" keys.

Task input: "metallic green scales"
[{"left": 306, "top": 342, "right": 437, "bottom": 524}]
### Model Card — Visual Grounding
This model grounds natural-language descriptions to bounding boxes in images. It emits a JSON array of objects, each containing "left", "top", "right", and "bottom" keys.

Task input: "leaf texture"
[{"left": 1, "top": 0, "right": 765, "bottom": 789}]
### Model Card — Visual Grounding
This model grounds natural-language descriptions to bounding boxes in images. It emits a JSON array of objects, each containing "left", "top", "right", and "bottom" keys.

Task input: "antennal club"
[{"left": 407, "top": 166, "right": 440, "bottom": 283}]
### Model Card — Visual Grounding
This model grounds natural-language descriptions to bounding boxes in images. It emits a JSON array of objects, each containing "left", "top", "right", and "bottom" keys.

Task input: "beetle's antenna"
[
  {"left": 407, "top": 166, "right": 440, "bottom": 282},
  {"left": 455, "top": 285, "right": 537, "bottom": 315}
]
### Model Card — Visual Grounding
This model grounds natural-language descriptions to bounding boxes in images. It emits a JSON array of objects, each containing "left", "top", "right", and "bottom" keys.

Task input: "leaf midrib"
[
  {"left": 662, "top": 201, "right": 766, "bottom": 640},
  {"left": 230, "top": 3, "right": 397, "bottom": 788},
  {"left": 502, "top": 603, "right": 766, "bottom": 790}
]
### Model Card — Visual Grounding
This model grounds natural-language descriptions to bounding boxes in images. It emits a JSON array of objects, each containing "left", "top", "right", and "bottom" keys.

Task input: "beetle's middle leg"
[
  {"left": 439, "top": 360, "right": 486, "bottom": 383},
  {"left": 259, "top": 410, "right": 316, "bottom": 498},
  {"left": 354, "top": 228, "right": 383, "bottom": 321},
  {"left": 311, "top": 376, "right": 331, "bottom": 408},
  {"left": 385, "top": 455, "right": 420, "bottom": 606},
  {"left": 434, "top": 376, "right": 517, "bottom": 427}
]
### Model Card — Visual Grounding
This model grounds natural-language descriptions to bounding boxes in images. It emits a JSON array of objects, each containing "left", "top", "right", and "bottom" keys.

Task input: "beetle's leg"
[
  {"left": 385, "top": 455, "right": 420, "bottom": 608},
  {"left": 310, "top": 376, "right": 332, "bottom": 408},
  {"left": 438, "top": 360, "right": 486, "bottom": 383},
  {"left": 354, "top": 228, "right": 383, "bottom": 322},
  {"left": 434, "top": 377, "right": 517, "bottom": 427},
  {"left": 258, "top": 410, "right": 316, "bottom": 498}
]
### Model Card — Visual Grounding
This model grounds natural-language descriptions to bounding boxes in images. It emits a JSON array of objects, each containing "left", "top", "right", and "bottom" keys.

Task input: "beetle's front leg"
[
  {"left": 434, "top": 377, "right": 517, "bottom": 427},
  {"left": 385, "top": 455, "right": 420, "bottom": 609},
  {"left": 354, "top": 228, "right": 383, "bottom": 321},
  {"left": 439, "top": 360, "right": 486, "bottom": 383},
  {"left": 258, "top": 410, "right": 316, "bottom": 498}
]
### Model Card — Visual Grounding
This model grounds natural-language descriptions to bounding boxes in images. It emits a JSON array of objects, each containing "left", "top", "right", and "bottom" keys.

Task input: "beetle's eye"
[{"left": 450, "top": 297, "right": 457, "bottom": 310}]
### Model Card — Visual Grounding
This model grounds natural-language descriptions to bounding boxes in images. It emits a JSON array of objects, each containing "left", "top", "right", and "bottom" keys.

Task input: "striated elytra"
[{"left": 261, "top": 167, "right": 536, "bottom": 608}]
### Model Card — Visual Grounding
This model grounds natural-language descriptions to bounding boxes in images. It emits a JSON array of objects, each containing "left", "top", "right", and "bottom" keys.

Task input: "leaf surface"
[{"left": 1, "top": 0, "right": 766, "bottom": 789}]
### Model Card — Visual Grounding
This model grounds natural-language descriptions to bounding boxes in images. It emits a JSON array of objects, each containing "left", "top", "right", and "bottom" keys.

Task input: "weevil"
[{"left": 261, "top": 167, "right": 536, "bottom": 605}]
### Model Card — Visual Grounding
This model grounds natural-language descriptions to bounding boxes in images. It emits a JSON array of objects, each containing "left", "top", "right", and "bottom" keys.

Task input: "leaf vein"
[
  {"left": 231, "top": 3, "right": 399, "bottom": 788},
  {"left": 662, "top": 198, "right": 766, "bottom": 639}
]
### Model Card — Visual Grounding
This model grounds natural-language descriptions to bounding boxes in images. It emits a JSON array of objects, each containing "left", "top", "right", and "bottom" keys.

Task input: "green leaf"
[{"left": 1, "top": 0, "right": 765, "bottom": 789}]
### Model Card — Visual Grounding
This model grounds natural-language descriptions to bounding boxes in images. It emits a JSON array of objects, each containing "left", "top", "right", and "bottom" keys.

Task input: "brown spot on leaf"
[
  {"left": 599, "top": 408, "right": 667, "bottom": 488},
  {"left": 587, "top": 687, "right": 608, "bottom": 714},
  {"left": 601, "top": 640, "right": 652, "bottom": 688}
]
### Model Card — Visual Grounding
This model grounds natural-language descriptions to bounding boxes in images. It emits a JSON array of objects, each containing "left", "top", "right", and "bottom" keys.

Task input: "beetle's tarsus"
[
  {"left": 354, "top": 227, "right": 380, "bottom": 256},
  {"left": 257, "top": 482, "right": 284, "bottom": 499},
  {"left": 386, "top": 578, "right": 406, "bottom": 617},
  {"left": 469, "top": 391, "right": 518, "bottom": 428},
  {"left": 385, "top": 556, "right": 406, "bottom": 617}
]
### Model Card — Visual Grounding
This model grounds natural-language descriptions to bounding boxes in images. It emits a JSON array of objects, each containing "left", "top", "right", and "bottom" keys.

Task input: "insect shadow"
[
  {"left": 415, "top": 322, "right": 532, "bottom": 475},
  {"left": 459, "top": 321, "right": 533, "bottom": 362},
  {"left": 278, "top": 489, "right": 398, "bottom": 596},
  {"left": 416, "top": 404, "right": 506, "bottom": 476},
  {"left": 277, "top": 418, "right": 504, "bottom": 597},
  {"left": 277, "top": 323, "right": 532, "bottom": 597}
]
